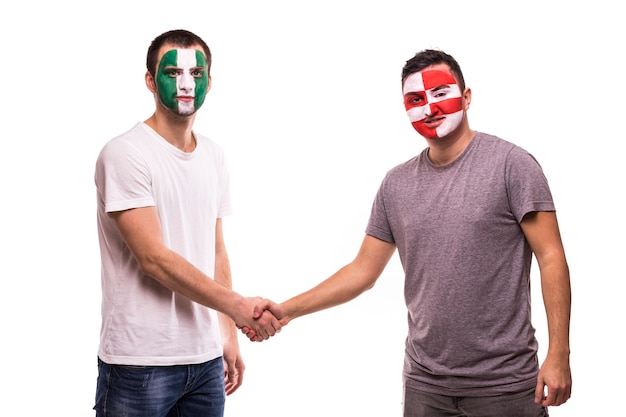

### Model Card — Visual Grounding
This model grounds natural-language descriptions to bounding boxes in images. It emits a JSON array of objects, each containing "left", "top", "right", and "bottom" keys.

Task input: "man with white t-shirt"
[{"left": 93, "top": 29, "right": 282, "bottom": 417}]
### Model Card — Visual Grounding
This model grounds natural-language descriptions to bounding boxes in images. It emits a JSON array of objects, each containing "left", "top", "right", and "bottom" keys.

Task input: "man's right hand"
[
  {"left": 233, "top": 297, "right": 286, "bottom": 341},
  {"left": 239, "top": 299, "right": 288, "bottom": 342}
]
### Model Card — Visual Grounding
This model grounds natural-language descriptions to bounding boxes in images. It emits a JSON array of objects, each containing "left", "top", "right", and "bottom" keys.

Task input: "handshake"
[{"left": 235, "top": 297, "right": 290, "bottom": 342}]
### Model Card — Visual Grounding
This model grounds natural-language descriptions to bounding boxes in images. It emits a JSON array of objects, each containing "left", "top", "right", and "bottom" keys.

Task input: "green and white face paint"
[{"left": 156, "top": 48, "right": 209, "bottom": 116}]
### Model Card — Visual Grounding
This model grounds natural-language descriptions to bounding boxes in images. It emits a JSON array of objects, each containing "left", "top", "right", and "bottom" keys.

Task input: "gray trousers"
[{"left": 403, "top": 385, "right": 548, "bottom": 417}]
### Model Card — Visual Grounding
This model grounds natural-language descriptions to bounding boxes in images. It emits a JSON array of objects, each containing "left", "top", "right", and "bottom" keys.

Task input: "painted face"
[
  {"left": 403, "top": 70, "right": 463, "bottom": 139},
  {"left": 156, "top": 48, "right": 209, "bottom": 116}
]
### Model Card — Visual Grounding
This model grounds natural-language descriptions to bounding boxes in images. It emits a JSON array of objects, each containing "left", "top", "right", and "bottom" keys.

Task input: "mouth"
[
  {"left": 176, "top": 96, "right": 195, "bottom": 102},
  {"left": 423, "top": 116, "right": 445, "bottom": 128}
]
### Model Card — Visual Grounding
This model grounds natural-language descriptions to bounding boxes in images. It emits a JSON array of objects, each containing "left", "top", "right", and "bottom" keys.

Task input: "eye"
[
  {"left": 191, "top": 69, "right": 205, "bottom": 78},
  {"left": 165, "top": 69, "right": 181, "bottom": 77},
  {"left": 404, "top": 93, "right": 425, "bottom": 106},
  {"left": 430, "top": 86, "right": 452, "bottom": 99}
]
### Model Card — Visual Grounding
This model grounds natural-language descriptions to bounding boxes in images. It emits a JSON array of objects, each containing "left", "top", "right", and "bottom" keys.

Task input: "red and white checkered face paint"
[{"left": 403, "top": 70, "right": 463, "bottom": 139}]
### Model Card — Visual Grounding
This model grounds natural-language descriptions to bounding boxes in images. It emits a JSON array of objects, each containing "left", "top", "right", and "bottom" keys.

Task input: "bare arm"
[
  {"left": 110, "top": 207, "right": 281, "bottom": 339},
  {"left": 251, "top": 235, "right": 395, "bottom": 328},
  {"left": 520, "top": 211, "right": 572, "bottom": 407}
]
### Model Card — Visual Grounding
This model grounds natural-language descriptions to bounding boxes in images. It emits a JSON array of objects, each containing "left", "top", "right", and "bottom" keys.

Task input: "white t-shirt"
[{"left": 95, "top": 122, "right": 233, "bottom": 366}]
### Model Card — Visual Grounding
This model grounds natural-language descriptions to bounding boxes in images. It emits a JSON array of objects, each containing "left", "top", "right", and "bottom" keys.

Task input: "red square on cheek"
[{"left": 435, "top": 97, "right": 463, "bottom": 115}]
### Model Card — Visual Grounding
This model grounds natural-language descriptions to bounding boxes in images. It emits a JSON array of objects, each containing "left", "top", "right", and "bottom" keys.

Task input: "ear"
[
  {"left": 463, "top": 87, "right": 472, "bottom": 110},
  {"left": 145, "top": 71, "right": 157, "bottom": 94},
  {"left": 207, "top": 75, "right": 212, "bottom": 93}
]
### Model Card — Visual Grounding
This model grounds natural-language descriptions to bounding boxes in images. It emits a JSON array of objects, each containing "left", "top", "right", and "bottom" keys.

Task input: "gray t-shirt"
[{"left": 366, "top": 132, "right": 555, "bottom": 396}]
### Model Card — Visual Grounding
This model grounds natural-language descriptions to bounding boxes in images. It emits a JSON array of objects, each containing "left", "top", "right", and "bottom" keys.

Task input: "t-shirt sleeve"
[
  {"left": 506, "top": 146, "right": 555, "bottom": 223},
  {"left": 95, "top": 140, "right": 155, "bottom": 213},
  {"left": 365, "top": 176, "right": 395, "bottom": 244}
]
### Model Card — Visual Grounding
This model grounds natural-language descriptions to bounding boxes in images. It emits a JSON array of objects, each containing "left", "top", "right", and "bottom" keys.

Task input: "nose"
[
  {"left": 424, "top": 103, "right": 434, "bottom": 117},
  {"left": 178, "top": 72, "right": 195, "bottom": 93}
]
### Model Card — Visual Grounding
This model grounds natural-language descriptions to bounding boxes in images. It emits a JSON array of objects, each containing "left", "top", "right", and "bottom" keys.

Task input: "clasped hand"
[{"left": 237, "top": 298, "right": 286, "bottom": 342}]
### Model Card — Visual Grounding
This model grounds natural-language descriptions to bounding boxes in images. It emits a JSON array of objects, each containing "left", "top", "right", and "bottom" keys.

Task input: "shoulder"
[
  {"left": 474, "top": 131, "right": 517, "bottom": 153},
  {"left": 99, "top": 124, "right": 148, "bottom": 157},
  {"left": 386, "top": 150, "right": 425, "bottom": 177},
  {"left": 477, "top": 134, "right": 550, "bottom": 187},
  {"left": 376, "top": 151, "right": 426, "bottom": 195},
  {"left": 96, "top": 124, "right": 152, "bottom": 172},
  {"left": 472, "top": 132, "right": 541, "bottom": 167}
]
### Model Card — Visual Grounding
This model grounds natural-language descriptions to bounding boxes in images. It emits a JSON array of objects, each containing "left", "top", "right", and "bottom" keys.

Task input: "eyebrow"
[
  {"left": 431, "top": 84, "right": 451, "bottom": 92},
  {"left": 162, "top": 65, "right": 205, "bottom": 70},
  {"left": 403, "top": 84, "right": 451, "bottom": 95}
]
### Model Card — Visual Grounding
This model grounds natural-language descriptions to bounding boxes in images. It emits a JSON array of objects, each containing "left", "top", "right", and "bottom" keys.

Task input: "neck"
[
  {"left": 426, "top": 125, "right": 475, "bottom": 166},
  {"left": 144, "top": 107, "right": 197, "bottom": 153}
]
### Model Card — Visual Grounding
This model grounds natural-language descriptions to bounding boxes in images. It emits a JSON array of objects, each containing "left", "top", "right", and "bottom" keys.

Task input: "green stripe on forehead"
[
  {"left": 195, "top": 49, "right": 207, "bottom": 68},
  {"left": 158, "top": 49, "right": 178, "bottom": 69},
  {"left": 157, "top": 48, "right": 202, "bottom": 72}
]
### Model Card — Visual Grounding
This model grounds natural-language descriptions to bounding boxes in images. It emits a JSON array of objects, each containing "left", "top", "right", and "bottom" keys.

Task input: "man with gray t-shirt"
[{"left": 243, "top": 49, "right": 572, "bottom": 417}]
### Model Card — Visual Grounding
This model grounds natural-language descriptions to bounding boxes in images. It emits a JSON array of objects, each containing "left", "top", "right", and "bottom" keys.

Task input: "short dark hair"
[
  {"left": 146, "top": 29, "right": 212, "bottom": 77},
  {"left": 401, "top": 49, "right": 465, "bottom": 91}
]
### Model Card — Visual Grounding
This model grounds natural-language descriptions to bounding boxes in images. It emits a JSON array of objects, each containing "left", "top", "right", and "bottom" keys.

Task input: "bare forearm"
[
  {"left": 281, "top": 235, "right": 395, "bottom": 322},
  {"left": 112, "top": 209, "right": 280, "bottom": 338},
  {"left": 283, "top": 263, "right": 376, "bottom": 321},
  {"left": 520, "top": 212, "right": 571, "bottom": 356},
  {"left": 140, "top": 248, "right": 244, "bottom": 318},
  {"left": 539, "top": 255, "right": 571, "bottom": 358},
  {"left": 536, "top": 257, "right": 572, "bottom": 407},
  {"left": 141, "top": 249, "right": 280, "bottom": 339}
]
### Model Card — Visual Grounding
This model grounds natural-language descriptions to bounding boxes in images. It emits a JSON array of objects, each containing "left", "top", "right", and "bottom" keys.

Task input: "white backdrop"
[{"left": 1, "top": 1, "right": 623, "bottom": 416}]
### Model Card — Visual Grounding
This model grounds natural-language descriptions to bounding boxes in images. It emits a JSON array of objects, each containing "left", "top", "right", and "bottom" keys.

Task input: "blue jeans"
[
  {"left": 403, "top": 385, "right": 548, "bottom": 417},
  {"left": 94, "top": 357, "right": 225, "bottom": 417}
]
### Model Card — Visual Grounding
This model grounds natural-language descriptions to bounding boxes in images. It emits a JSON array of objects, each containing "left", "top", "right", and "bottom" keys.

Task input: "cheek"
[
  {"left": 196, "top": 79, "right": 208, "bottom": 97},
  {"left": 156, "top": 76, "right": 178, "bottom": 108},
  {"left": 434, "top": 97, "right": 463, "bottom": 115},
  {"left": 437, "top": 111, "right": 463, "bottom": 137},
  {"left": 193, "top": 76, "right": 209, "bottom": 108},
  {"left": 406, "top": 104, "right": 429, "bottom": 123},
  {"left": 157, "top": 76, "right": 177, "bottom": 94},
  {"left": 412, "top": 120, "right": 438, "bottom": 139}
]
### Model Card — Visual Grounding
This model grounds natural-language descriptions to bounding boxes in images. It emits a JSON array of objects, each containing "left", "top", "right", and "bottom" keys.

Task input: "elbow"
[
  {"left": 353, "top": 268, "right": 381, "bottom": 295},
  {"left": 364, "top": 280, "right": 377, "bottom": 291},
  {"left": 137, "top": 260, "right": 159, "bottom": 278},
  {"left": 135, "top": 257, "right": 159, "bottom": 278},
  {"left": 131, "top": 249, "right": 166, "bottom": 279}
]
